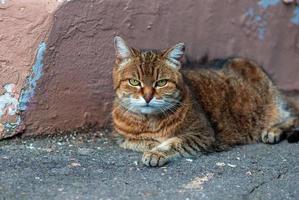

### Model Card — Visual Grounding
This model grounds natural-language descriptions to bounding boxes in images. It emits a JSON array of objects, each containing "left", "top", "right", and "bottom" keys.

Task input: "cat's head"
[{"left": 113, "top": 36, "right": 186, "bottom": 115}]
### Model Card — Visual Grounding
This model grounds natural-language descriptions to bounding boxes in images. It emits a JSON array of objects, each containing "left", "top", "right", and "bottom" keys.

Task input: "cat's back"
[
  {"left": 182, "top": 57, "right": 280, "bottom": 145},
  {"left": 182, "top": 57, "right": 273, "bottom": 96},
  {"left": 182, "top": 57, "right": 271, "bottom": 83}
]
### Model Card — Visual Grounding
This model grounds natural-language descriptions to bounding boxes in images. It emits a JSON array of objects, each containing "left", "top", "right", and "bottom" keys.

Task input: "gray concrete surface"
[{"left": 0, "top": 131, "right": 298, "bottom": 200}]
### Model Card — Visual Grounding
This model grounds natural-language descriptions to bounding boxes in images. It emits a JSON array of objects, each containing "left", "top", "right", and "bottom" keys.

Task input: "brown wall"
[
  {"left": 22, "top": 0, "right": 299, "bottom": 136},
  {"left": 0, "top": 0, "right": 62, "bottom": 138}
]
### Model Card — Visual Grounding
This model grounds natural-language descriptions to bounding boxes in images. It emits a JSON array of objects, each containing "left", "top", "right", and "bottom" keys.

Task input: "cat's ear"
[
  {"left": 114, "top": 36, "right": 132, "bottom": 62},
  {"left": 162, "top": 43, "right": 185, "bottom": 70}
]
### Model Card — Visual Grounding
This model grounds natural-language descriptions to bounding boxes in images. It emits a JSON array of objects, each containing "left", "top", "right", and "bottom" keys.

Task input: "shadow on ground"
[{"left": 0, "top": 131, "right": 298, "bottom": 200}]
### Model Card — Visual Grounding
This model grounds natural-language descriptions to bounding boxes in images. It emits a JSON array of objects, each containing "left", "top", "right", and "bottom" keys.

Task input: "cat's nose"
[
  {"left": 143, "top": 87, "right": 154, "bottom": 104},
  {"left": 143, "top": 94, "right": 153, "bottom": 104}
]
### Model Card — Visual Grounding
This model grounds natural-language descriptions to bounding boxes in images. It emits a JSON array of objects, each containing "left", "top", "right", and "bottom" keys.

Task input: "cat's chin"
[
  {"left": 139, "top": 106, "right": 160, "bottom": 115},
  {"left": 128, "top": 106, "right": 162, "bottom": 115}
]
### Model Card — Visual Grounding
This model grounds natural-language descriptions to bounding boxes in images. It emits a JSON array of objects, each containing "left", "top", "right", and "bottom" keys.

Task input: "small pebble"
[
  {"left": 227, "top": 164, "right": 237, "bottom": 168},
  {"left": 246, "top": 171, "right": 252, "bottom": 176},
  {"left": 78, "top": 148, "right": 92, "bottom": 155},
  {"left": 216, "top": 162, "right": 226, "bottom": 167},
  {"left": 69, "top": 162, "right": 81, "bottom": 168}
]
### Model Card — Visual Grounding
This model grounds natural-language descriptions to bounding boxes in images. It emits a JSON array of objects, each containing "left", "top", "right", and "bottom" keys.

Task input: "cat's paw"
[
  {"left": 261, "top": 128, "right": 282, "bottom": 144},
  {"left": 142, "top": 151, "right": 168, "bottom": 167}
]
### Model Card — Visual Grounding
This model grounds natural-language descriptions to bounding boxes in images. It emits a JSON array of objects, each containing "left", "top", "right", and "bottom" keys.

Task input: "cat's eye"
[
  {"left": 156, "top": 79, "right": 168, "bottom": 87},
  {"left": 129, "top": 79, "right": 141, "bottom": 86}
]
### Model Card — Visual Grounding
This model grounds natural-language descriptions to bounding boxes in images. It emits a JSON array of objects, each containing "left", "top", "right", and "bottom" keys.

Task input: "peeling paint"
[
  {"left": 0, "top": 0, "right": 297, "bottom": 138},
  {"left": 0, "top": 83, "right": 21, "bottom": 137},
  {"left": 244, "top": 0, "right": 282, "bottom": 41},
  {"left": 255, "top": 15, "right": 262, "bottom": 22},
  {"left": 3, "top": 116, "right": 21, "bottom": 131},
  {"left": 254, "top": 0, "right": 299, "bottom": 38},
  {"left": 256, "top": 1, "right": 299, "bottom": 31},
  {"left": 258, "top": 26, "right": 266, "bottom": 40},
  {"left": 0, "top": 83, "right": 18, "bottom": 118},
  {"left": 245, "top": 7, "right": 255, "bottom": 18},
  {"left": 244, "top": 7, "right": 267, "bottom": 41},
  {"left": 258, "top": 0, "right": 280, "bottom": 9},
  {"left": 0, "top": 42, "right": 46, "bottom": 139},
  {"left": 291, "top": 6, "right": 299, "bottom": 25},
  {"left": 19, "top": 42, "right": 46, "bottom": 111}
]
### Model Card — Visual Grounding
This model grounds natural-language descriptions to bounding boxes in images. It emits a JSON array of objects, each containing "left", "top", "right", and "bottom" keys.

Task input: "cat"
[{"left": 112, "top": 36, "right": 299, "bottom": 167}]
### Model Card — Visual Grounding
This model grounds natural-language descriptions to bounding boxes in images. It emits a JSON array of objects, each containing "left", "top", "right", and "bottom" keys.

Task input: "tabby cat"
[{"left": 112, "top": 36, "right": 299, "bottom": 167}]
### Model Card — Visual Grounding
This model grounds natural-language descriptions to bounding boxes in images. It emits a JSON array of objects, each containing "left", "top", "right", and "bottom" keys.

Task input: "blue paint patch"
[
  {"left": 1, "top": 42, "right": 46, "bottom": 137},
  {"left": 255, "top": 15, "right": 262, "bottom": 22},
  {"left": 245, "top": 7, "right": 255, "bottom": 17},
  {"left": 258, "top": 0, "right": 280, "bottom": 9},
  {"left": 258, "top": 27, "right": 266, "bottom": 40},
  {"left": 19, "top": 42, "right": 46, "bottom": 111},
  {"left": 291, "top": 6, "right": 299, "bottom": 25},
  {"left": 244, "top": 7, "right": 267, "bottom": 41}
]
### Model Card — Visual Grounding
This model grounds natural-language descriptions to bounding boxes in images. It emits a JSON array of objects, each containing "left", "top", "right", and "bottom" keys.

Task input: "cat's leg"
[
  {"left": 262, "top": 117, "right": 298, "bottom": 144},
  {"left": 119, "top": 138, "right": 160, "bottom": 152},
  {"left": 142, "top": 134, "right": 214, "bottom": 167}
]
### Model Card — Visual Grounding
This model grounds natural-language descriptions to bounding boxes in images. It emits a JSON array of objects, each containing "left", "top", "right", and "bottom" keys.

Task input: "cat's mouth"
[
  {"left": 140, "top": 104, "right": 151, "bottom": 107},
  {"left": 120, "top": 97, "right": 178, "bottom": 115},
  {"left": 138, "top": 105, "right": 160, "bottom": 114}
]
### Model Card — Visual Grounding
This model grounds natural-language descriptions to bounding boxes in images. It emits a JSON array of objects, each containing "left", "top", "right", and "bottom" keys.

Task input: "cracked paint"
[
  {"left": 244, "top": 7, "right": 267, "bottom": 41},
  {"left": 244, "top": 0, "right": 291, "bottom": 41},
  {"left": 1, "top": 0, "right": 298, "bottom": 139},
  {"left": 0, "top": 42, "right": 46, "bottom": 138},
  {"left": 258, "top": 0, "right": 299, "bottom": 26}
]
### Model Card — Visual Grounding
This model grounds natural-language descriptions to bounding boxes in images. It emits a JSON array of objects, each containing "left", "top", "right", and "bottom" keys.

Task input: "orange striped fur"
[{"left": 112, "top": 36, "right": 299, "bottom": 167}]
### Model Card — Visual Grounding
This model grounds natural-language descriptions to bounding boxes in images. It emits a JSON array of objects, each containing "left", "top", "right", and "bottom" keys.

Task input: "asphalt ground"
[{"left": 0, "top": 131, "right": 298, "bottom": 200}]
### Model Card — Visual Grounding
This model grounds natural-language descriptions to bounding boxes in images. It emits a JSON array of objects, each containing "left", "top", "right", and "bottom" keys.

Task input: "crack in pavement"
[{"left": 246, "top": 169, "right": 290, "bottom": 199}]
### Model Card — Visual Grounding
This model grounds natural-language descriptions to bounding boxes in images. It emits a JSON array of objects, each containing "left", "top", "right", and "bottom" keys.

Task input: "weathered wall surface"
[
  {"left": 1, "top": 0, "right": 299, "bottom": 137},
  {"left": 22, "top": 0, "right": 299, "bottom": 136},
  {"left": 0, "top": 0, "right": 65, "bottom": 138}
]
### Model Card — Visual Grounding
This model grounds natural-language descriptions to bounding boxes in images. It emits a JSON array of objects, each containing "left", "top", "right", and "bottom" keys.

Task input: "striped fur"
[{"left": 112, "top": 37, "right": 299, "bottom": 167}]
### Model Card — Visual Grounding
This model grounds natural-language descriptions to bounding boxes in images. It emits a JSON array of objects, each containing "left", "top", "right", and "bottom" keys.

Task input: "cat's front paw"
[
  {"left": 262, "top": 128, "right": 282, "bottom": 144},
  {"left": 142, "top": 151, "right": 168, "bottom": 167}
]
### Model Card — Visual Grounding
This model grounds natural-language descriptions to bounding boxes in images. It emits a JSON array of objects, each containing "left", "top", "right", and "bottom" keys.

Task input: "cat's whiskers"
[{"left": 158, "top": 105, "right": 169, "bottom": 117}]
